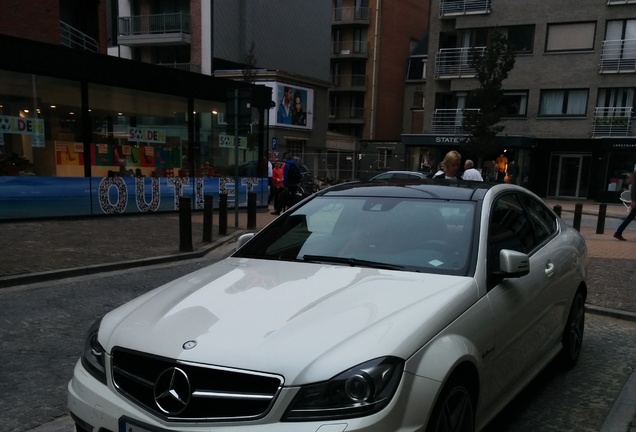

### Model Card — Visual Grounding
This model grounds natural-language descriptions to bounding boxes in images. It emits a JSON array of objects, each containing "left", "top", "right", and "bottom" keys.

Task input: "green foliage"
[
  {"left": 242, "top": 41, "right": 257, "bottom": 84},
  {"left": 462, "top": 29, "right": 516, "bottom": 158}
]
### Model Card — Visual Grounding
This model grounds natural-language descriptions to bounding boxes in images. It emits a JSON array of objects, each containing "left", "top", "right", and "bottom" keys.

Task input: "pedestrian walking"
[{"left": 614, "top": 171, "right": 636, "bottom": 241}]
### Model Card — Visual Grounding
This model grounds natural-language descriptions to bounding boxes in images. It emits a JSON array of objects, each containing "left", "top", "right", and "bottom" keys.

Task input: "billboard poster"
[{"left": 264, "top": 82, "right": 313, "bottom": 130}]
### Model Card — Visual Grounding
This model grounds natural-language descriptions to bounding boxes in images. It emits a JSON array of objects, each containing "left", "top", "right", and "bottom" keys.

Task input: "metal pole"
[
  {"left": 178, "top": 197, "right": 193, "bottom": 252},
  {"left": 573, "top": 203, "right": 583, "bottom": 232},
  {"left": 203, "top": 195, "right": 213, "bottom": 242},
  {"left": 596, "top": 203, "right": 607, "bottom": 234},
  {"left": 234, "top": 89, "right": 240, "bottom": 228}
]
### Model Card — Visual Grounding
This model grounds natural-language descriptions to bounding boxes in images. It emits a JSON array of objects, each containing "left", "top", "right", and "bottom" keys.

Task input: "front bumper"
[{"left": 67, "top": 359, "right": 439, "bottom": 432}]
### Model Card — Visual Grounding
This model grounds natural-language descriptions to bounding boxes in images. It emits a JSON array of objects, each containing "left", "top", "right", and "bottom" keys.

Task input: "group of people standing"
[
  {"left": 268, "top": 153, "right": 304, "bottom": 215},
  {"left": 432, "top": 150, "right": 519, "bottom": 184}
]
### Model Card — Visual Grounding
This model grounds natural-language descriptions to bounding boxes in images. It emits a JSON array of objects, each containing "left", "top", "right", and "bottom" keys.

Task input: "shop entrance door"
[{"left": 547, "top": 154, "right": 591, "bottom": 198}]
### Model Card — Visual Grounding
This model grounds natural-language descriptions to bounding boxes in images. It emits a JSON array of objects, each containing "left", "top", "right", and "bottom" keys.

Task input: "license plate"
[{"left": 119, "top": 417, "right": 163, "bottom": 432}]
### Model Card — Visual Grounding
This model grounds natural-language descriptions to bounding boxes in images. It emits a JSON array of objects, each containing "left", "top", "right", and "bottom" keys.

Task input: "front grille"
[{"left": 111, "top": 347, "right": 284, "bottom": 421}]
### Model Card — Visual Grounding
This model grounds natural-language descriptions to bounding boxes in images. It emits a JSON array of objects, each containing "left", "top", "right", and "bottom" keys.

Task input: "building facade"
[
  {"left": 404, "top": 0, "right": 636, "bottom": 201},
  {"left": 111, "top": 0, "right": 333, "bottom": 171}
]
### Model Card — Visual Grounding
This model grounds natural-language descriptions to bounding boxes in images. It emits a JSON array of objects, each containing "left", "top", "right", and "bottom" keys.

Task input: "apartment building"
[
  {"left": 404, "top": 0, "right": 636, "bottom": 201},
  {"left": 0, "top": 0, "right": 107, "bottom": 53},
  {"left": 329, "top": 0, "right": 429, "bottom": 179}
]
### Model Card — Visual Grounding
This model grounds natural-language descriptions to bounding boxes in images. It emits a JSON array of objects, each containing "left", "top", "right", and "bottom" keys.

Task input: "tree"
[
  {"left": 242, "top": 41, "right": 257, "bottom": 84},
  {"left": 461, "top": 29, "right": 516, "bottom": 160}
]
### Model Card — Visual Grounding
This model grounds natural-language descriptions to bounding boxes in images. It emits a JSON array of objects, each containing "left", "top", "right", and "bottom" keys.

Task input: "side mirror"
[
  {"left": 498, "top": 249, "right": 530, "bottom": 278},
  {"left": 236, "top": 233, "right": 255, "bottom": 250}
]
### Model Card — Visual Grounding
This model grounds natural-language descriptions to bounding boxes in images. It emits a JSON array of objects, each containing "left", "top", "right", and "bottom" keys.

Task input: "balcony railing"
[
  {"left": 439, "top": 0, "right": 491, "bottom": 17},
  {"left": 118, "top": 13, "right": 190, "bottom": 46},
  {"left": 592, "top": 107, "right": 634, "bottom": 137},
  {"left": 431, "top": 108, "right": 480, "bottom": 134},
  {"left": 328, "top": 107, "right": 365, "bottom": 122},
  {"left": 60, "top": 21, "right": 99, "bottom": 52},
  {"left": 600, "top": 39, "right": 636, "bottom": 73},
  {"left": 156, "top": 62, "right": 201, "bottom": 73},
  {"left": 435, "top": 47, "right": 485, "bottom": 78},
  {"left": 333, "top": 6, "right": 370, "bottom": 24},
  {"left": 331, "top": 74, "right": 366, "bottom": 90},
  {"left": 332, "top": 41, "right": 369, "bottom": 57}
]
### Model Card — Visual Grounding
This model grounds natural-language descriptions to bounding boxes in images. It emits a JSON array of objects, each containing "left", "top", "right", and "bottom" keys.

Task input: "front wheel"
[
  {"left": 559, "top": 290, "right": 585, "bottom": 369},
  {"left": 426, "top": 377, "right": 474, "bottom": 432}
]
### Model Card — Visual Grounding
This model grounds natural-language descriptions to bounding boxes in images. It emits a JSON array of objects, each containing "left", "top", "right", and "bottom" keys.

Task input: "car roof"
[{"left": 318, "top": 179, "right": 500, "bottom": 202}]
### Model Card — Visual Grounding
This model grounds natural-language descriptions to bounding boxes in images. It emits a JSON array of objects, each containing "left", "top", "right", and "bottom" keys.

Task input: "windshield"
[{"left": 234, "top": 196, "right": 475, "bottom": 275}]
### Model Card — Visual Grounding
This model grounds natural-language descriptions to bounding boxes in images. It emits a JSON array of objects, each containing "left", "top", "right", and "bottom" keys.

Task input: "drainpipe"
[{"left": 369, "top": 0, "right": 381, "bottom": 140}]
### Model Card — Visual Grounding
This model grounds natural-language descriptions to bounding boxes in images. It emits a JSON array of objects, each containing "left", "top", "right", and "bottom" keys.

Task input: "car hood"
[{"left": 100, "top": 258, "right": 478, "bottom": 385}]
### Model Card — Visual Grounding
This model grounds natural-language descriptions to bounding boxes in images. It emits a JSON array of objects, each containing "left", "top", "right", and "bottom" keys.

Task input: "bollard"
[
  {"left": 247, "top": 192, "right": 256, "bottom": 230},
  {"left": 203, "top": 195, "right": 213, "bottom": 242},
  {"left": 219, "top": 193, "right": 228, "bottom": 236},
  {"left": 596, "top": 203, "right": 607, "bottom": 234},
  {"left": 573, "top": 203, "right": 583, "bottom": 231},
  {"left": 553, "top": 205, "right": 562, "bottom": 218},
  {"left": 178, "top": 197, "right": 193, "bottom": 252}
]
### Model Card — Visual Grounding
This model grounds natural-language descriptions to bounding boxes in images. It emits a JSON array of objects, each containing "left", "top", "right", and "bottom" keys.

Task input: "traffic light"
[{"left": 226, "top": 88, "right": 252, "bottom": 134}]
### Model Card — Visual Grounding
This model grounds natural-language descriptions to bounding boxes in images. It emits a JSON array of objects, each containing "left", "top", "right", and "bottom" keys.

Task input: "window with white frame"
[
  {"left": 539, "top": 89, "right": 588, "bottom": 116},
  {"left": 501, "top": 91, "right": 528, "bottom": 116},
  {"left": 546, "top": 22, "right": 596, "bottom": 52},
  {"left": 406, "top": 55, "right": 427, "bottom": 80}
]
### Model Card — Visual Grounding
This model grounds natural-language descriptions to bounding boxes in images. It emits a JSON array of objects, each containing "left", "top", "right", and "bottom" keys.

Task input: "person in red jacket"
[{"left": 270, "top": 161, "right": 285, "bottom": 215}]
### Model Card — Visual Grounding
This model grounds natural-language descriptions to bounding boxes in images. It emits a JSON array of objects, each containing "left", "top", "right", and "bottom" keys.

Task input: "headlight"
[
  {"left": 80, "top": 318, "right": 106, "bottom": 384},
  {"left": 282, "top": 356, "right": 404, "bottom": 421}
]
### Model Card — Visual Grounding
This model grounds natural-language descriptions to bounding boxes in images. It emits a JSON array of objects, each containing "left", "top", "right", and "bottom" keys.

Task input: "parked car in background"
[
  {"left": 68, "top": 180, "right": 587, "bottom": 432},
  {"left": 371, "top": 170, "right": 428, "bottom": 180}
]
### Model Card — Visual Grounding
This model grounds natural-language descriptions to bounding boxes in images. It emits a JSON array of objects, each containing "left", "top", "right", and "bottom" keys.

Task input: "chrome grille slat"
[{"left": 111, "top": 347, "right": 283, "bottom": 421}]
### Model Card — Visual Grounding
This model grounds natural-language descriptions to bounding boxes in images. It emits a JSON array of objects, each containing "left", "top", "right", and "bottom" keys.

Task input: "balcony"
[
  {"left": 439, "top": 0, "right": 491, "bottom": 17},
  {"left": 600, "top": 40, "right": 636, "bottom": 73},
  {"left": 333, "top": 6, "right": 370, "bottom": 25},
  {"left": 60, "top": 21, "right": 99, "bottom": 52},
  {"left": 156, "top": 62, "right": 201, "bottom": 73},
  {"left": 431, "top": 108, "right": 479, "bottom": 134},
  {"left": 331, "top": 74, "right": 367, "bottom": 91},
  {"left": 328, "top": 107, "right": 365, "bottom": 123},
  {"left": 118, "top": 13, "right": 191, "bottom": 46},
  {"left": 591, "top": 107, "right": 633, "bottom": 137},
  {"left": 332, "top": 41, "right": 368, "bottom": 58},
  {"left": 435, "top": 47, "right": 486, "bottom": 78}
]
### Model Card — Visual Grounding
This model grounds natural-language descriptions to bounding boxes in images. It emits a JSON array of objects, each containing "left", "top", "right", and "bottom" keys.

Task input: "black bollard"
[
  {"left": 203, "top": 195, "right": 213, "bottom": 242},
  {"left": 178, "top": 197, "right": 193, "bottom": 252},
  {"left": 596, "top": 203, "right": 607, "bottom": 234},
  {"left": 553, "top": 205, "right": 562, "bottom": 218},
  {"left": 573, "top": 203, "right": 583, "bottom": 231},
  {"left": 219, "top": 193, "right": 228, "bottom": 236},
  {"left": 247, "top": 192, "right": 256, "bottom": 230}
]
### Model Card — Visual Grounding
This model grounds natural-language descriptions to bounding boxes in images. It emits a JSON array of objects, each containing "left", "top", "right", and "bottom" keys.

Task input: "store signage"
[
  {"left": 219, "top": 134, "right": 248, "bottom": 149},
  {"left": 0, "top": 115, "right": 46, "bottom": 148},
  {"left": 127, "top": 127, "right": 166, "bottom": 143}
]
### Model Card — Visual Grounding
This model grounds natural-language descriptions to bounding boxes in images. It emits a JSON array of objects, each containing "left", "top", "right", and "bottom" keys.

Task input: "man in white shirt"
[{"left": 462, "top": 159, "right": 483, "bottom": 181}]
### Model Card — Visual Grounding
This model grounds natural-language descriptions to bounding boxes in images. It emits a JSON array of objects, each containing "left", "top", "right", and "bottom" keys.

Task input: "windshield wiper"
[{"left": 301, "top": 254, "right": 405, "bottom": 270}]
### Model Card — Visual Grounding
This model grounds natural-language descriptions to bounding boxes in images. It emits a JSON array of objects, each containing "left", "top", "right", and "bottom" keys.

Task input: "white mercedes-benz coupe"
[{"left": 68, "top": 180, "right": 587, "bottom": 432}]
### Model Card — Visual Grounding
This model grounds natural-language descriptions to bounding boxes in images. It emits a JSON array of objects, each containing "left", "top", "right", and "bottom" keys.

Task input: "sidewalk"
[{"left": 0, "top": 199, "right": 634, "bottom": 321}]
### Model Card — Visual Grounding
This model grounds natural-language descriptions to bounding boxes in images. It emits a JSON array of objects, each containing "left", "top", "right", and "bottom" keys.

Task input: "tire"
[
  {"left": 559, "top": 290, "right": 585, "bottom": 369},
  {"left": 426, "top": 376, "right": 475, "bottom": 432}
]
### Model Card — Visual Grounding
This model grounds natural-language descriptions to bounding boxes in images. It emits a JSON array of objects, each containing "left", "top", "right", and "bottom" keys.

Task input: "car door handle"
[{"left": 545, "top": 261, "right": 555, "bottom": 278}]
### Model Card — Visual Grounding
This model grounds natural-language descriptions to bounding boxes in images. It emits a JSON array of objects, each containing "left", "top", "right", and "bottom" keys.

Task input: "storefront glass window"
[
  {"left": 193, "top": 99, "right": 258, "bottom": 178},
  {"left": 0, "top": 71, "right": 81, "bottom": 177},
  {"left": 88, "top": 84, "right": 188, "bottom": 178}
]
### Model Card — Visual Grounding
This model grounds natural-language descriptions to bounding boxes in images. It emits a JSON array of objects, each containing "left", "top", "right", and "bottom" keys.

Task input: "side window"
[
  {"left": 518, "top": 194, "right": 557, "bottom": 245},
  {"left": 489, "top": 194, "right": 534, "bottom": 258}
]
